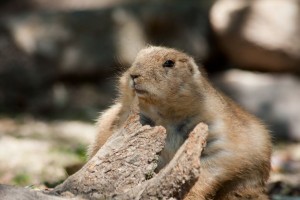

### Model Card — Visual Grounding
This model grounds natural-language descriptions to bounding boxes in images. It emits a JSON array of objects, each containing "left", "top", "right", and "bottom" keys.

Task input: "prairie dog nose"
[{"left": 130, "top": 74, "right": 140, "bottom": 81}]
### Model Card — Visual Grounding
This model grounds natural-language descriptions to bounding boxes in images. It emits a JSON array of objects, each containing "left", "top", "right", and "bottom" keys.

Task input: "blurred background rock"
[{"left": 0, "top": 0, "right": 299, "bottom": 198}]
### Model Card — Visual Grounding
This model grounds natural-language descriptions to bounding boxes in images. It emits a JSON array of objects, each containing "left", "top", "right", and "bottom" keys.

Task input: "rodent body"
[{"left": 89, "top": 46, "right": 271, "bottom": 199}]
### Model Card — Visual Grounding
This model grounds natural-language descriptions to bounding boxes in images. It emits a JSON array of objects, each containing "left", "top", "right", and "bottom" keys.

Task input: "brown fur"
[{"left": 88, "top": 46, "right": 272, "bottom": 199}]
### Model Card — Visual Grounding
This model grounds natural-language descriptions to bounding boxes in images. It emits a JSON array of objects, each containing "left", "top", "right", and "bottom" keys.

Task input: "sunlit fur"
[{"left": 89, "top": 46, "right": 272, "bottom": 200}]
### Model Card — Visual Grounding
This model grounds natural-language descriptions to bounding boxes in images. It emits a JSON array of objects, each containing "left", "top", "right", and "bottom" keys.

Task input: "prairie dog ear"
[{"left": 188, "top": 57, "right": 201, "bottom": 78}]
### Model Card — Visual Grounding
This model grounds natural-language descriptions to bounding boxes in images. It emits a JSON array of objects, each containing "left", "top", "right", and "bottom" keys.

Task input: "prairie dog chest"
[
  {"left": 158, "top": 119, "right": 195, "bottom": 168},
  {"left": 140, "top": 113, "right": 190, "bottom": 147},
  {"left": 139, "top": 113, "right": 199, "bottom": 168},
  {"left": 164, "top": 122, "right": 191, "bottom": 152}
]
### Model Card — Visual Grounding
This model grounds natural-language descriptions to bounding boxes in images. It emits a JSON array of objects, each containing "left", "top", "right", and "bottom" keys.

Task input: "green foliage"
[
  {"left": 52, "top": 144, "right": 87, "bottom": 162},
  {"left": 74, "top": 144, "right": 87, "bottom": 162},
  {"left": 13, "top": 173, "right": 31, "bottom": 186}
]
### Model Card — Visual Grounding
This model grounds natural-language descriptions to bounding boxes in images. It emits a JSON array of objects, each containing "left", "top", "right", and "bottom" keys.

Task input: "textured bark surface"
[
  {"left": 0, "top": 109, "right": 208, "bottom": 200},
  {"left": 115, "top": 122, "right": 208, "bottom": 200},
  {"left": 0, "top": 184, "right": 66, "bottom": 200},
  {"left": 51, "top": 110, "right": 168, "bottom": 199}
]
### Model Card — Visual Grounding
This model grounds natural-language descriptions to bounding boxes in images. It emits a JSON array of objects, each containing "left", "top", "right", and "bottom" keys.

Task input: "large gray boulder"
[
  {"left": 210, "top": 0, "right": 300, "bottom": 72},
  {"left": 0, "top": 1, "right": 213, "bottom": 118},
  {"left": 3, "top": 1, "right": 212, "bottom": 76},
  {"left": 212, "top": 69, "right": 300, "bottom": 141}
]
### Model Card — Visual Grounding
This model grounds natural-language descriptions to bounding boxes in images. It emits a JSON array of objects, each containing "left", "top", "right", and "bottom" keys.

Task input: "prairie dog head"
[{"left": 127, "top": 46, "right": 201, "bottom": 105}]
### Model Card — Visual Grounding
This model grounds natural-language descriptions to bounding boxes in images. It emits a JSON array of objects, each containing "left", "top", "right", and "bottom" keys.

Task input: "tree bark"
[
  {"left": 115, "top": 121, "right": 208, "bottom": 200},
  {"left": 0, "top": 109, "right": 208, "bottom": 200}
]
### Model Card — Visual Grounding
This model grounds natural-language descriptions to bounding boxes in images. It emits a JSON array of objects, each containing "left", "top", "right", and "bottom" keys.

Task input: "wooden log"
[{"left": 0, "top": 108, "right": 208, "bottom": 200}]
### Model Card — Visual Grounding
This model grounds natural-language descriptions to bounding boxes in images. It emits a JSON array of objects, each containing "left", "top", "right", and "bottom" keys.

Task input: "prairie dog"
[{"left": 89, "top": 46, "right": 271, "bottom": 199}]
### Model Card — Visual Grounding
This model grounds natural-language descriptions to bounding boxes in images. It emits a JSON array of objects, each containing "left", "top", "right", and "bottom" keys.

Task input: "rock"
[
  {"left": 0, "top": 1, "right": 214, "bottom": 118},
  {"left": 210, "top": 0, "right": 300, "bottom": 72},
  {"left": 212, "top": 69, "right": 300, "bottom": 141},
  {"left": 0, "top": 0, "right": 130, "bottom": 13},
  {"left": 0, "top": 27, "right": 51, "bottom": 114},
  {"left": 3, "top": 1, "right": 211, "bottom": 76}
]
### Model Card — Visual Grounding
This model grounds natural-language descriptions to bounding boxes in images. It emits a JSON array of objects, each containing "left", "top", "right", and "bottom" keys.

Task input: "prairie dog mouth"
[
  {"left": 134, "top": 88, "right": 148, "bottom": 95},
  {"left": 130, "top": 80, "right": 148, "bottom": 95},
  {"left": 131, "top": 83, "right": 147, "bottom": 94}
]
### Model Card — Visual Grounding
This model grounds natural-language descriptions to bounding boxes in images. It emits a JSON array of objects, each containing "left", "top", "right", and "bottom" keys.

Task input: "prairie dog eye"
[{"left": 163, "top": 60, "right": 175, "bottom": 68}]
